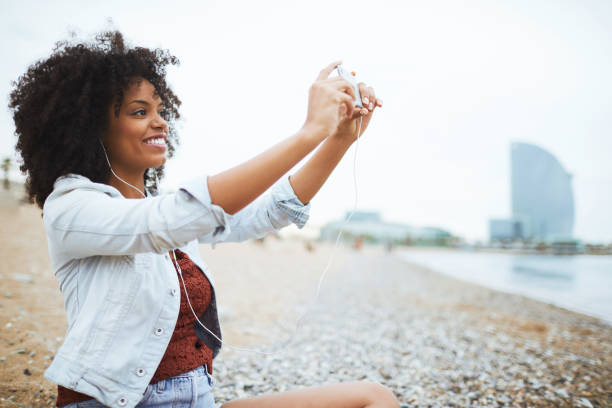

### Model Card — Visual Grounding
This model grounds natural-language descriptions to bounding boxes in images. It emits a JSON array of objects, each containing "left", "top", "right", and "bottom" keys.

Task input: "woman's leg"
[{"left": 220, "top": 381, "right": 399, "bottom": 408}]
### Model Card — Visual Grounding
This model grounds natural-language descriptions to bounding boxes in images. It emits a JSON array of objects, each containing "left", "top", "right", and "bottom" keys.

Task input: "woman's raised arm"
[{"left": 207, "top": 61, "right": 357, "bottom": 214}]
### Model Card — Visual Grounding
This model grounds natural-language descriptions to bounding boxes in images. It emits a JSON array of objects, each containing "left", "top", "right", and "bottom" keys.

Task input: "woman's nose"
[{"left": 152, "top": 114, "right": 168, "bottom": 133}]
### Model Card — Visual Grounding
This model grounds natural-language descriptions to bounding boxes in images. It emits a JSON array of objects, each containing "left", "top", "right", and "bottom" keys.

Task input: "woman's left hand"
[{"left": 332, "top": 81, "right": 383, "bottom": 144}]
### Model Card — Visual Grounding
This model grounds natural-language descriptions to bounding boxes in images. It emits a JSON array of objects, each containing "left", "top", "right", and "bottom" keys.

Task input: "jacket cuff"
[
  {"left": 271, "top": 176, "right": 311, "bottom": 229},
  {"left": 179, "top": 176, "right": 233, "bottom": 241}
]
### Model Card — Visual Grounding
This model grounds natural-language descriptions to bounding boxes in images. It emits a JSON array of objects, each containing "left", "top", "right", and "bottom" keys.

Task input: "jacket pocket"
[{"left": 102, "top": 255, "right": 137, "bottom": 303}]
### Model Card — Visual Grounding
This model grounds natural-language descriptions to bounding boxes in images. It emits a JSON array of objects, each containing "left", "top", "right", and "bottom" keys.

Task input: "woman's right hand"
[
  {"left": 301, "top": 61, "right": 358, "bottom": 144},
  {"left": 207, "top": 61, "right": 360, "bottom": 215}
]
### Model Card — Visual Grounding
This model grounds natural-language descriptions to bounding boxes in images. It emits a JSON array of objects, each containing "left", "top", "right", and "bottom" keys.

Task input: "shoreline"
[{"left": 398, "top": 246, "right": 612, "bottom": 327}]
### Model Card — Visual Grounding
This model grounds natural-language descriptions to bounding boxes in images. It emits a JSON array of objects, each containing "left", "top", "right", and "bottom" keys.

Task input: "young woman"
[{"left": 10, "top": 31, "right": 397, "bottom": 408}]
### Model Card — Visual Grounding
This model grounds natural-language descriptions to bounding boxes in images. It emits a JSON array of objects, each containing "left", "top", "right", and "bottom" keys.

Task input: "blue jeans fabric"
[{"left": 65, "top": 365, "right": 216, "bottom": 408}]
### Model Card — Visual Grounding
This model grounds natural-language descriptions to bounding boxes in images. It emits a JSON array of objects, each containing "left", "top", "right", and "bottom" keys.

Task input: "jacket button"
[
  {"left": 195, "top": 340, "right": 203, "bottom": 349},
  {"left": 154, "top": 328, "right": 164, "bottom": 336},
  {"left": 117, "top": 397, "right": 128, "bottom": 406},
  {"left": 135, "top": 368, "right": 146, "bottom": 377}
]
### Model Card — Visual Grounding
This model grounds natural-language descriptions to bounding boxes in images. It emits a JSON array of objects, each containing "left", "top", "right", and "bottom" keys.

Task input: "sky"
[{"left": 1, "top": 0, "right": 611, "bottom": 243}]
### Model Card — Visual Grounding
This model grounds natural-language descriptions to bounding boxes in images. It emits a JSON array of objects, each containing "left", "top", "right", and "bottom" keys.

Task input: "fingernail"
[
  {"left": 378, "top": 99, "right": 383, "bottom": 106},
  {"left": 363, "top": 96, "right": 369, "bottom": 105},
  {"left": 361, "top": 109, "right": 368, "bottom": 115},
  {"left": 369, "top": 102, "right": 374, "bottom": 110}
]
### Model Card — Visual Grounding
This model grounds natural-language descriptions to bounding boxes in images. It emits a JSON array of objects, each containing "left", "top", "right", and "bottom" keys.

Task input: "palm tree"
[{"left": 1, "top": 157, "right": 11, "bottom": 190}]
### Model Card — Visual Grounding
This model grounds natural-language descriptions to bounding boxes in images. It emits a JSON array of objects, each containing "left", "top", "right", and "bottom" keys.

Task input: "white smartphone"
[{"left": 336, "top": 65, "right": 363, "bottom": 108}]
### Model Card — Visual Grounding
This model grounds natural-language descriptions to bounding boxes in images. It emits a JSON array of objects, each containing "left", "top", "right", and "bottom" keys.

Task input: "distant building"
[
  {"left": 511, "top": 142, "right": 574, "bottom": 240},
  {"left": 319, "top": 211, "right": 453, "bottom": 246},
  {"left": 489, "top": 218, "right": 523, "bottom": 241},
  {"left": 489, "top": 142, "right": 574, "bottom": 242},
  {"left": 319, "top": 211, "right": 409, "bottom": 243}
]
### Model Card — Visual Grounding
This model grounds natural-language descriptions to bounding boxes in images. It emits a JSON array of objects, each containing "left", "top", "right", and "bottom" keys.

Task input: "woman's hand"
[
  {"left": 333, "top": 80, "right": 383, "bottom": 144},
  {"left": 288, "top": 74, "right": 382, "bottom": 205},
  {"left": 301, "top": 61, "right": 360, "bottom": 144}
]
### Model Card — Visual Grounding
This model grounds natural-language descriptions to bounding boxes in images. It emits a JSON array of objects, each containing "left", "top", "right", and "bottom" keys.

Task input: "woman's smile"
[{"left": 143, "top": 133, "right": 168, "bottom": 150}]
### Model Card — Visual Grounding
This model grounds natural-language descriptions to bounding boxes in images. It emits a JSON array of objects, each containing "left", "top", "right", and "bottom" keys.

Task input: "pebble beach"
[{"left": 0, "top": 194, "right": 610, "bottom": 407}]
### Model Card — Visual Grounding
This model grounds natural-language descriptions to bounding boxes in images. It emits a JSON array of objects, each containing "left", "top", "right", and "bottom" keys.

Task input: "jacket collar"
[{"left": 54, "top": 173, "right": 154, "bottom": 198}]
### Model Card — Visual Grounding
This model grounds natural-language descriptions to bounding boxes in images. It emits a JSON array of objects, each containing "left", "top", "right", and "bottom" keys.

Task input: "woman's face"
[{"left": 103, "top": 78, "right": 169, "bottom": 175}]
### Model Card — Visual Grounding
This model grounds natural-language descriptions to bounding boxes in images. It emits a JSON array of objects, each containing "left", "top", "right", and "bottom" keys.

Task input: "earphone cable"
[
  {"left": 99, "top": 139, "right": 148, "bottom": 198},
  {"left": 174, "top": 116, "right": 363, "bottom": 355},
  {"left": 101, "top": 115, "right": 363, "bottom": 355}
]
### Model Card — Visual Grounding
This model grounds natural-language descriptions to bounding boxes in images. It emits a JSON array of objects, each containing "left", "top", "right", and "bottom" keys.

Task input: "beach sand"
[{"left": 1, "top": 196, "right": 610, "bottom": 407}]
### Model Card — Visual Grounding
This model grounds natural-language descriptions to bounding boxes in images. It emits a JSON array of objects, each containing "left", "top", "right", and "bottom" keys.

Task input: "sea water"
[{"left": 398, "top": 249, "right": 612, "bottom": 325}]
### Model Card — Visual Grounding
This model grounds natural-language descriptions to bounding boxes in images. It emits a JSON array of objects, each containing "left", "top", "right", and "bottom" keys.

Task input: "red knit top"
[{"left": 57, "top": 249, "right": 214, "bottom": 406}]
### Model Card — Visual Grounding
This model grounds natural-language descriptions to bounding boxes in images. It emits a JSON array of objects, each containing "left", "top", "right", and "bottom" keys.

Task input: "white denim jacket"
[{"left": 42, "top": 173, "right": 310, "bottom": 408}]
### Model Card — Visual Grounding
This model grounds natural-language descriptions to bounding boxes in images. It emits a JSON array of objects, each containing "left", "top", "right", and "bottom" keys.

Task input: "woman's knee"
[
  {"left": 219, "top": 382, "right": 399, "bottom": 408},
  {"left": 361, "top": 382, "right": 400, "bottom": 407}
]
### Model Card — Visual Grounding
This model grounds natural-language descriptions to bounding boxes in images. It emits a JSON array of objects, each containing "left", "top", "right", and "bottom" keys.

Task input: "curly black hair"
[{"left": 9, "top": 30, "right": 181, "bottom": 208}]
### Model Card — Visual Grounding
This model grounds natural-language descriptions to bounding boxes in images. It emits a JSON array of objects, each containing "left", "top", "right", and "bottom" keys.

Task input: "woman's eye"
[{"left": 132, "top": 109, "right": 146, "bottom": 116}]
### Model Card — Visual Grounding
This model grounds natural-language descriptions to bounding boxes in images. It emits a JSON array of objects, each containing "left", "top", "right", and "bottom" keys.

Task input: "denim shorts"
[{"left": 64, "top": 365, "right": 216, "bottom": 408}]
